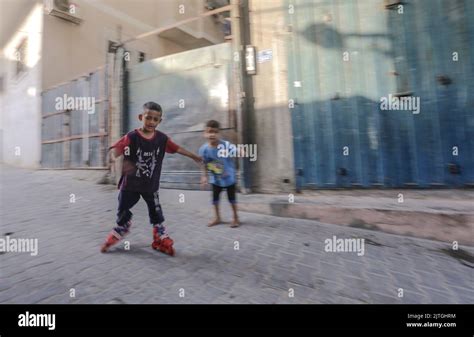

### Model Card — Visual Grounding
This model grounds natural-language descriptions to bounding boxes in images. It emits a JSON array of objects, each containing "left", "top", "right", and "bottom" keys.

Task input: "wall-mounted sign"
[
  {"left": 245, "top": 45, "right": 256, "bottom": 75},
  {"left": 257, "top": 49, "right": 273, "bottom": 63}
]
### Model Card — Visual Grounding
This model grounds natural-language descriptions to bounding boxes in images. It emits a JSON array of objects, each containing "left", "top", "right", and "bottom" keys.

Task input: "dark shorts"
[
  {"left": 116, "top": 189, "right": 164, "bottom": 226},
  {"left": 211, "top": 184, "right": 236, "bottom": 205}
]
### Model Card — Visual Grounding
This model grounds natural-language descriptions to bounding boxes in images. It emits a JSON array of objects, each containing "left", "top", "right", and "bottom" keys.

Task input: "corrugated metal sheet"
[
  {"left": 41, "top": 69, "right": 108, "bottom": 168},
  {"left": 127, "top": 43, "right": 236, "bottom": 189},
  {"left": 287, "top": 0, "right": 474, "bottom": 188}
]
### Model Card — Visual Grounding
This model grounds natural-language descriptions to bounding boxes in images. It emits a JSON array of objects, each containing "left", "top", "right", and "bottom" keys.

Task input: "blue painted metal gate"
[{"left": 287, "top": 0, "right": 474, "bottom": 188}]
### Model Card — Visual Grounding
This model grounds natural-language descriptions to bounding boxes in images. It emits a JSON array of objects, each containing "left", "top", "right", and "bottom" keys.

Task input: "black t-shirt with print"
[{"left": 119, "top": 130, "right": 168, "bottom": 193}]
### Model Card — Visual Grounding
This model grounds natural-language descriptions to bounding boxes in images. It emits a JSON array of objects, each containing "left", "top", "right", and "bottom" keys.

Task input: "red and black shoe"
[
  {"left": 151, "top": 227, "right": 175, "bottom": 256},
  {"left": 100, "top": 221, "right": 132, "bottom": 253}
]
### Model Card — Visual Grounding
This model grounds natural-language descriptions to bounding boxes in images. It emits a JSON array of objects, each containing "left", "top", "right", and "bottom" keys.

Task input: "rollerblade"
[
  {"left": 100, "top": 221, "right": 132, "bottom": 253},
  {"left": 151, "top": 227, "right": 175, "bottom": 256}
]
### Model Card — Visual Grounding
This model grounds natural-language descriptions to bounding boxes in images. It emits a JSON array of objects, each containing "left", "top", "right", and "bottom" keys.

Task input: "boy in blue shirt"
[{"left": 199, "top": 120, "right": 240, "bottom": 228}]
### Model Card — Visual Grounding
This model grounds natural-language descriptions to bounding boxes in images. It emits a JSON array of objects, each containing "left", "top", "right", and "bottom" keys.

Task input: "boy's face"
[
  {"left": 204, "top": 127, "right": 220, "bottom": 142},
  {"left": 139, "top": 109, "right": 162, "bottom": 132}
]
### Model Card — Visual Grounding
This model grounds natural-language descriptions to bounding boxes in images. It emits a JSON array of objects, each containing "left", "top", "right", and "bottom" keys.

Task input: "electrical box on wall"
[{"left": 44, "top": 0, "right": 83, "bottom": 25}]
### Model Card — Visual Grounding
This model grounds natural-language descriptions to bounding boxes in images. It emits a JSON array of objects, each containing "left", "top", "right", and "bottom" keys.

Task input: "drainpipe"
[{"left": 231, "top": 0, "right": 254, "bottom": 193}]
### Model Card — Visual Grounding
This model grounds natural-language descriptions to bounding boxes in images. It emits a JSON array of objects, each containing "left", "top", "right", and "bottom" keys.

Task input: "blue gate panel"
[{"left": 287, "top": 0, "right": 474, "bottom": 188}]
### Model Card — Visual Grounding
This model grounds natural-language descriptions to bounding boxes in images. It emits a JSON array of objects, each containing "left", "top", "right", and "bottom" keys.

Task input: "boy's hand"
[
  {"left": 108, "top": 149, "right": 117, "bottom": 164},
  {"left": 192, "top": 155, "right": 203, "bottom": 165},
  {"left": 122, "top": 159, "right": 136, "bottom": 175}
]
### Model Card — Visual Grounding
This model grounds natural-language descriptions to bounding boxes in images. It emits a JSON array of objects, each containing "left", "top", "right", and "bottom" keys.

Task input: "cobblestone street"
[{"left": 0, "top": 165, "right": 472, "bottom": 304}]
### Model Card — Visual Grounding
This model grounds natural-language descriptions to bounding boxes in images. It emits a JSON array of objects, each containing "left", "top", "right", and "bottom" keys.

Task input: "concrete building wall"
[
  {"left": 0, "top": 0, "right": 225, "bottom": 168},
  {"left": 0, "top": 4, "right": 43, "bottom": 168},
  {"left": 0, "top": 58, "right": 4, "bottom": 163},
  {"left": 247, "top": 0, "right": 295, "bottom": 193},
  {"left": 41, "top": 0, "right": 225, "bottom": 90}
]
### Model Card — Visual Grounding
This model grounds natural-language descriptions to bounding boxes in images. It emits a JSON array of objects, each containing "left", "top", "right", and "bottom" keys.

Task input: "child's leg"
[
  {"left": 226, "top": 184, "right": 240, "bottom": 227},
  {"left": 141, "top": 191, "right": 169, "bottom": 237},
  {"left": 209, "top": 184, "right": 222, "bottom": 227},
  {"left": 141, "top": 190, "right": 165, "bottom": 227},
  {"left": 116, "top": 190, "right": 141, "bottom": 228},
  {"left": 142, "top": 190, "right": 174, "bottom": 256},
  {"left": 230, "top": 204, "right": 239, "bottom": 227},
  {"left": 101, "top": 190, "right": 140, "bottom": 252}
]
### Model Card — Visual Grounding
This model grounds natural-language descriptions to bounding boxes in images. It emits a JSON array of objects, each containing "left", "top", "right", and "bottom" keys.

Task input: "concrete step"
[{"left": 238, "top": 190, "right": 474, "bottom": 246}]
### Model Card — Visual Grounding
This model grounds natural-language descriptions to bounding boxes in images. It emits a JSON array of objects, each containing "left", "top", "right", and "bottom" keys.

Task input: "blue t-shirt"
[{"left": 199, "top": 140, "right": 236, "bottom": 187}]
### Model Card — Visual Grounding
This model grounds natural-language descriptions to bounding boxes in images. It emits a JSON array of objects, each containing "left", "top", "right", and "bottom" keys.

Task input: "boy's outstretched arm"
[{"left": 176, "top": 147, "right": 202, "bottom": 164}]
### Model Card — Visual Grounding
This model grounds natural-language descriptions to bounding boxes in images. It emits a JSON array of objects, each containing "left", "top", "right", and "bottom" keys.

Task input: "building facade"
[{"left": 1, "top": 0, "right": 473, "bottom": 192}]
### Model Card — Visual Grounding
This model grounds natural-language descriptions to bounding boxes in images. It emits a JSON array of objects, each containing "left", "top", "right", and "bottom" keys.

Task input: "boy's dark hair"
[
  {"left": 143, "top": 101, "right": 162, "bottom": 113},
  {"left": 206, "top": 120, "right": 220, "bottom": 129}
]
